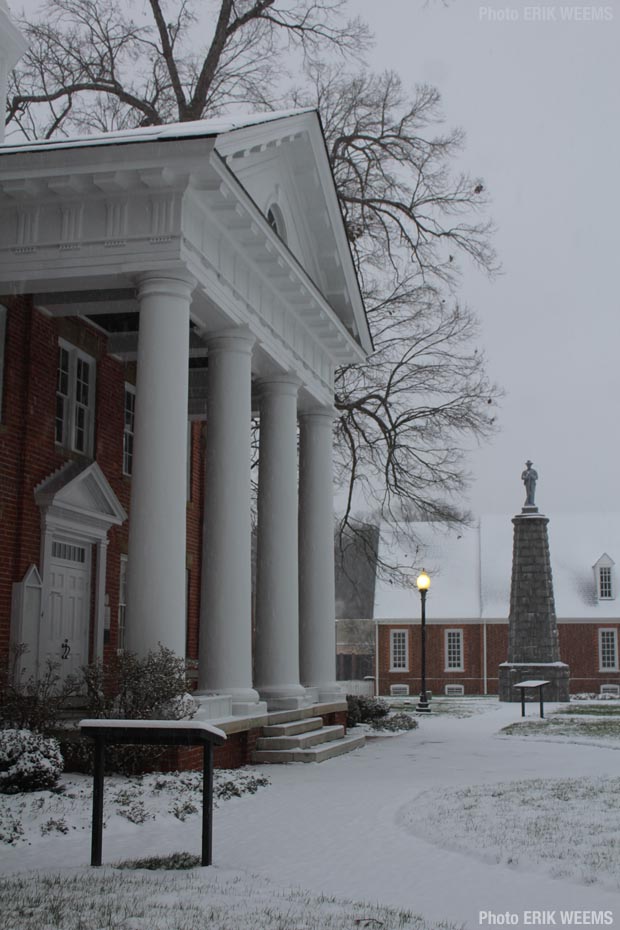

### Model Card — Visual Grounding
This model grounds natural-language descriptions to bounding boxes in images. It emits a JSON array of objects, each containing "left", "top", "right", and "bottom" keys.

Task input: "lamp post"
[{"left": 416, "top": 569, "right": 431, "bottom": 713}]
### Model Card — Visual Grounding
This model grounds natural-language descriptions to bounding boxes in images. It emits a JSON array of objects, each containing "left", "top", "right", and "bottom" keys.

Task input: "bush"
[
  {"left": 346, "top": 694, "right": 390, "bottom": 727},
  {"left": 0, "top": 728, "right": 63, "bottom": 794},
  {"left": 0, "top": 648, "right": 78, "bottom": 734},
  {"left": 115, "top": 851, "right": 201, "bottom": 870},
  {"left": 370, "top": 713, "right": 418, "bottom": 732},
  {"left": 82, "top": 645, "right": 195, "bottom": 721},
  {"left": 74, "top": 645, "right": 196, "bottom": 775}
]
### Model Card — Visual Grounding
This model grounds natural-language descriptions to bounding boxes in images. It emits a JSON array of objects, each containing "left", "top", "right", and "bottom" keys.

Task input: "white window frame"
[
  {"left": 445, "top": 629, "right": 464, "bottom": 672},
  {"left": 0, "top": 305, "right": 7, "bottom": 422},
  {"left": 599, "top": 565, "right": 613, "bottom": 600},
  {"left": 599, "top": 628, "right": 618, "bottom": 672},
  {"left": 118, "top": 555, "right": 128, "bottom": 653},
  {"left": 56, "top": 339, "right": 96, "bottom": 456},
  {"left": 389, "top": 629, "right": 409, "bottom": 672},
  {"left": 122, "top": 383, "right": 135, "bottom": 476}
]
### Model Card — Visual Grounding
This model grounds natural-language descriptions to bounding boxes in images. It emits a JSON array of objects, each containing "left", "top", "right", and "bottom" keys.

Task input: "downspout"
[{"left": 374, "top": 619, "right": 379, "bottom": 697}]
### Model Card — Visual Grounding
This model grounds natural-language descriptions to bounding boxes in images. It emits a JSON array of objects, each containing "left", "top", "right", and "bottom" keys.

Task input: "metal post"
[
  {"left": 520, "top": 688, "right": 526, "bottom": 717},
  {"left": 416, "top": 589, "right": 430, "bottom": 713},
  {"left": 202, "top": 742, "right": 214, "bottom": 866},
  {"left": 91, "top": 737, "right": 105, "bottom": 867},
  {"left": 539, "top": 685, "right": 544, "bottom": 719}
]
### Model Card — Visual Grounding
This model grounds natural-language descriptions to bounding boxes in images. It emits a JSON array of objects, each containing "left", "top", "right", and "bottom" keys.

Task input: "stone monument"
[{"left": 498, "top": 461, "right": 570, "bottom": 702}]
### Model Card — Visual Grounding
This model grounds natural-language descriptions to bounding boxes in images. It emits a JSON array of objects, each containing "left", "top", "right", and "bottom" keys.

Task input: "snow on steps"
[{"left": 252, "top": 715, "right": 365, "bottom": 764}]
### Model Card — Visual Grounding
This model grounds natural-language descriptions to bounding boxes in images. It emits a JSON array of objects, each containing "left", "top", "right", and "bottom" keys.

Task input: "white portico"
[{"left": 0, "top": 110, "right": 371, "bottom": 714}]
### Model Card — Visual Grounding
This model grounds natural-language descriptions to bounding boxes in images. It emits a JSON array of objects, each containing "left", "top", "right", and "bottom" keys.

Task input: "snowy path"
[
  {"left": 2, "top": 701, "right": 620, "bottom": 929},
  {"left": 212, "top": 703, "right": 620, "bottom": 928}
]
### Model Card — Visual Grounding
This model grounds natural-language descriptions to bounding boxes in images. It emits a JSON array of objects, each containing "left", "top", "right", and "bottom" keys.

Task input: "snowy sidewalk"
[{"left": 212, "top": 701, "right": 620, "bottom": 929}]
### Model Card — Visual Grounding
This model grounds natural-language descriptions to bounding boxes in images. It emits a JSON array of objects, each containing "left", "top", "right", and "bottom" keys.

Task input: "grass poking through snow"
[
  {"left": 402, "top": 776, "right": 620, "bottom": 890},
  {"left": 0, "top": 867, "right": 458, "bottom": 930}
]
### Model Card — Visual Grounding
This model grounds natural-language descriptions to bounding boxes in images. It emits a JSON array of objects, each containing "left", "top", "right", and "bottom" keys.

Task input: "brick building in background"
[{"left": 375, "top": 518, "right": 620, "bottom": 698}]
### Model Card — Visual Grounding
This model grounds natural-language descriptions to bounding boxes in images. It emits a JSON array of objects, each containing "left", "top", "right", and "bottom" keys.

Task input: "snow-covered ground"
[{"left": 2, "top": 698, "right": 620, "bottom": 929}]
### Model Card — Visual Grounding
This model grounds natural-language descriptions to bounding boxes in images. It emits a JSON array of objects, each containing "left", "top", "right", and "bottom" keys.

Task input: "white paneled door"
[{"left": 43, "top": 540, "right": 91, "bottom": 682}]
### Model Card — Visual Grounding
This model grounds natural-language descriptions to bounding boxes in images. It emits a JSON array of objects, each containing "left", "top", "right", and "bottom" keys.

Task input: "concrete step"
[
  {"left": 255, "top": 724, "right": 344, "bottom": 751},
  {"left": 261, "top": 716, "right": 324, "bottom": 738},
  {"left": 252, "top": 732, "right": 366, "bottom": 764}
]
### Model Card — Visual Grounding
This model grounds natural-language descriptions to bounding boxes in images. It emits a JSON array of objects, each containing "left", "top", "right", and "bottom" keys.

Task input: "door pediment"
[{"left": 35, "top": 461, "right": 127, "bottom": 527}]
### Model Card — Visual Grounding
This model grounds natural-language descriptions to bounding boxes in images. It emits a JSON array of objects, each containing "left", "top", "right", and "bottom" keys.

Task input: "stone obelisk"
[{"left": 499, "top": 461, "right": 570, "bottom": 702}]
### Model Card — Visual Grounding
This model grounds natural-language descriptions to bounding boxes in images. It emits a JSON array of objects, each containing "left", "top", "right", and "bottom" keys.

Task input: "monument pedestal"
[{"left": 499, "top": 662, "right": 570, "bottom": 703}]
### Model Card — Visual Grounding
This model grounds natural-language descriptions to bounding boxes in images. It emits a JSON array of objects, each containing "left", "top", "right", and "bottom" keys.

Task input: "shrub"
[
  {"left": 74, "top": 645, "right": 196, "bottom": 776},
  {"left": 0, "top": 728, "right": 63, "bottom": 794},
  {"left": 82, "top": 645, "right": 195, "bottom": 720},
  {"left": 0, "top": 648, "right": 78, "bottom": 734},
  {"left": 346, "top": 695, "right": 362, "bottom": 728},
  {"left": 370, "top": 713, "right": 418, "bottom": 732},
  {"left": 346, "top": 694, "right": 390, "bottom": 727},
  {"left": 357, "top": 696, "right": 390, "bottom": 722}
]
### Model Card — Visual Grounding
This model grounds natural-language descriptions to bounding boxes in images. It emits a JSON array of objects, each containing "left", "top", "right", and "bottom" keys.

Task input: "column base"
[
  {"left": 232, "top": 700, "right": 268, "bottom": 717},
  {"left": 303, "top": 683, "right": 344, "bottom": 704},
  {"left": 258, "top": 684, "right": 313, "bottom": 712},
  {"left": 193, "top": 693, "right": 233, "bottom": 720}
]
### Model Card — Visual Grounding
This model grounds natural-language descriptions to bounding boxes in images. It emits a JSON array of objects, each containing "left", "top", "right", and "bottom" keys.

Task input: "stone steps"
[
  {"left": 255, "top": 724, "right": 344, "bottom": 751},
  {"left": 252, "top": 716, "right": 365, "bottom": 764}
]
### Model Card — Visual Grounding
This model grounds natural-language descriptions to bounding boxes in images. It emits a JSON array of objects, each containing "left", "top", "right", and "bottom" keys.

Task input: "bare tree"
[
  {"left": 8, "top": 0, "right": 369, "bottom": 138},
  {"left": 288, "top": 67, "right": 500, "bottom": 573},
  {"left": 8, "top": 1, "right": 501, "bottom": 578}
]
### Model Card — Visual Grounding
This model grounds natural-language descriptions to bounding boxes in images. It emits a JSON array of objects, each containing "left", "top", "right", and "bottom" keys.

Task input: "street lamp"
[{"left": 416, "top": 569, "right": 431, "bottom": 713}]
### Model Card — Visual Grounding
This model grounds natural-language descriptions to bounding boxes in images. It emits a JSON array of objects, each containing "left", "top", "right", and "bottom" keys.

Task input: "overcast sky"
[
  {"left": 356, "top": 0, "right": 619, "bottom": 517},
  {"left": 11, "top": 0, "right": 618, "bottom": 518}
]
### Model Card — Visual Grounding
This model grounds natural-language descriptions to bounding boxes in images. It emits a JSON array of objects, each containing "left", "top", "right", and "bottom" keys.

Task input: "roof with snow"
[
  {"left": 0, "top": 108, "right": 316, "bottom": 154},
  {"left": 374, "top": 514, "right": 620, "bottom": 621}
]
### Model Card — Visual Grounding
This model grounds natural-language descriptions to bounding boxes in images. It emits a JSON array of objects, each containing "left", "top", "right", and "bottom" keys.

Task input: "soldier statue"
[{"left": 521, "top": 460, "right": 538, "bottom": 508}]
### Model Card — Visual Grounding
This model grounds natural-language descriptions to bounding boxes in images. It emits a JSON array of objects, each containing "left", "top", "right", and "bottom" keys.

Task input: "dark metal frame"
[{"left": 80, "top": 722, "right": 226, "bottom": 868}]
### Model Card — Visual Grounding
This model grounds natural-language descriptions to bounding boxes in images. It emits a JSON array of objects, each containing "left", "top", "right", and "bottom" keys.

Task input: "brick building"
[
  {"left": 0, "top": 7, "right": 372, "bottom": 769},
  {"left": 375, "top": 518, "right": 620, "bottom": 698}
]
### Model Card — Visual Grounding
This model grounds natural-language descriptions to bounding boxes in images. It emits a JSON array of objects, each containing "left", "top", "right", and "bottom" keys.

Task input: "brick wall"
[
  {"left": 377, "top": 620, "right": 620, "bottom": 696},
  {"left": 0, "top": 302, "right": 205, "bottom": 672}
]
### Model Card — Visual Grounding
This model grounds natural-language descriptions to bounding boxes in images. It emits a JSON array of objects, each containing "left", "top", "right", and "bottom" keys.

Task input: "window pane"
[{"left": 390, "top": 631, "right": 407, "bottom": 670}]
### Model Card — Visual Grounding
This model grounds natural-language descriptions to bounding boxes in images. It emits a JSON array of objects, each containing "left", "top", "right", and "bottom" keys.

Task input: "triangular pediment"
[
  {"left": 593, "top": 552, "right": 615, "bottom": 569},
  {"left": 35, "top": 461, "right": 127, "bottom": 526},
  {"left": 215, "top": 111, "right": 372, "bottom": 354}
]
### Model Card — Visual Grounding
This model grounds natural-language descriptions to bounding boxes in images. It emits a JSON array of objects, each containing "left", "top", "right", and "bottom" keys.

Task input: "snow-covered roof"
[
  {"left": 0, "top": 108, "right": 314, "bottom": 154},
  {"left": 374, "top": 514, "right": 620, "bottom": 621}
]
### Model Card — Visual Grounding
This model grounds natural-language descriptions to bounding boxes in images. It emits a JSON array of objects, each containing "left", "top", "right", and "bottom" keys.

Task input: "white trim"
[
  {"left": 389, "top": 629, "right": 409, "bottom": 672},
  {"left": 56, "top": 338, "right": 96, "bottom": 456},
  {"left": 118, "top": 554, "right": 128, "bottom": 653},
  {"left": 444, "top": 628, "right": 464, "bottom": 672},
  {"left": 122, "top": 383, "right": 135, "bottom": 476},
  {"left": 598, "top": 628, "right": 619, "bottom": 671}
]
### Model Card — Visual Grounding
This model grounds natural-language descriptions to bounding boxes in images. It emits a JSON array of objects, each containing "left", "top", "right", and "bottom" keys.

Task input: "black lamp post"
[{"left": 416, "top": 569, "right": 431, "bottom": 713}]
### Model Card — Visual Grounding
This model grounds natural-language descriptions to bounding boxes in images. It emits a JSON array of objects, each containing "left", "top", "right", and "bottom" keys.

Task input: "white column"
[
  {"left": 126, "top": 271, "right": 194, "bottom": 658},
  {"left": 254, "top": 375, "right": 307, "bottom": 709},
  {"left": 93, "top": 538, "right": 108, "bottom": 662},
  {"left": 198, "top": 329, "right": 260, "bottom": 709},
  {"left": 299, "top": 407, "right": 342, "bottom": 701}
]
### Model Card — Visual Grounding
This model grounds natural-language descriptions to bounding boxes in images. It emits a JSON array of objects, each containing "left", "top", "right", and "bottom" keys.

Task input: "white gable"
[{"left": 35, "top": 461, "right": 127, "bottom": 526}]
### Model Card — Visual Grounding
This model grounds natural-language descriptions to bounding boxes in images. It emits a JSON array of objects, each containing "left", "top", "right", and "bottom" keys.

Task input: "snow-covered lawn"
[{"left": 3, "top": 699, "right": 620, "bottom": 929}]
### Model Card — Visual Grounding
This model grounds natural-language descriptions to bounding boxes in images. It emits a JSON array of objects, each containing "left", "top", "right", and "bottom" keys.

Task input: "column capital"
[
  {"left": 257, "top": 372, "right": 301, "bottom": 398},
  {"left": 205, "top": 326, "right": 256, "bottom": 357},
  {"left": 136, "top": 269, "right": 197, "bottom": 302},
  {"left": 299, "top": 404, "right": 337, "bottom": 422}
]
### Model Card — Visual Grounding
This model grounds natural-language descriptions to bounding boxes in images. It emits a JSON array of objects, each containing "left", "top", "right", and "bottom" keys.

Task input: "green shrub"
[
  {"left": 346, "top": 694, "right": 390, "bottom": 727},
  {"left": 0, "top": 728, "right": 63, "bottom": 793}
]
